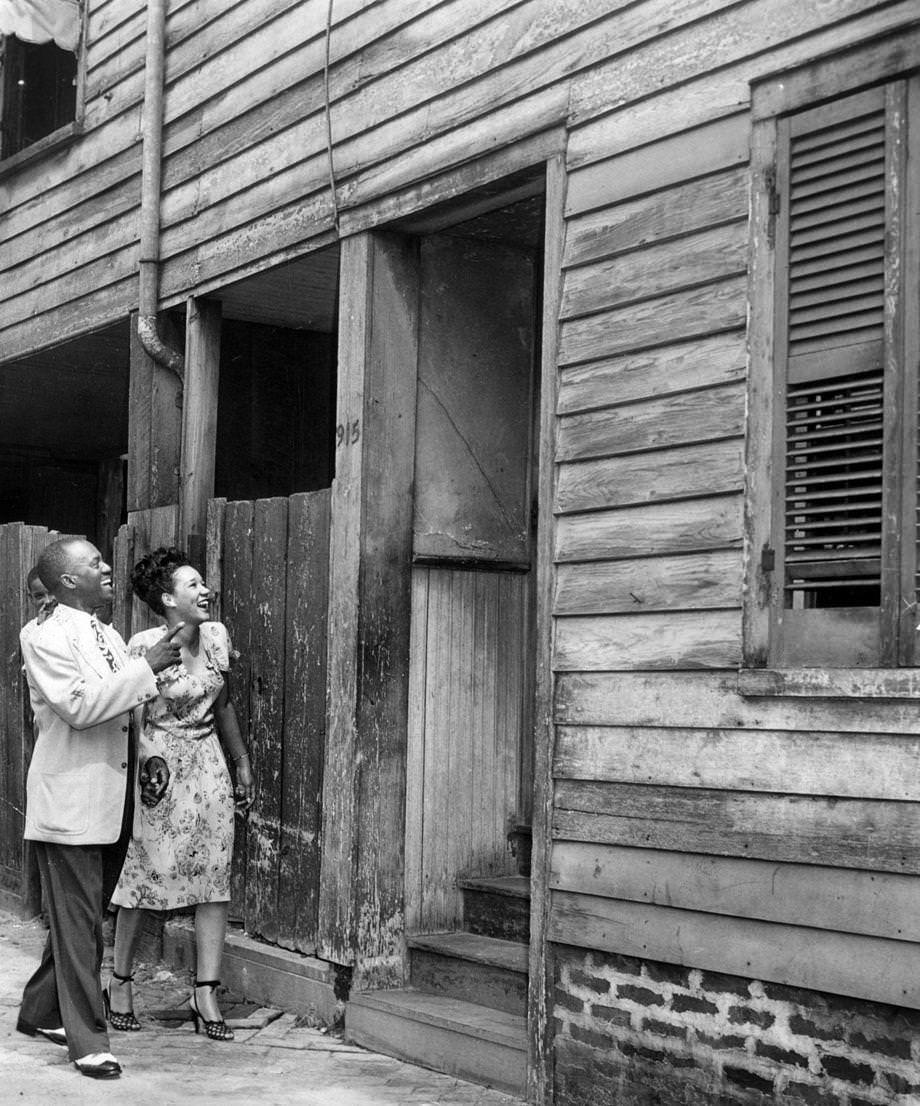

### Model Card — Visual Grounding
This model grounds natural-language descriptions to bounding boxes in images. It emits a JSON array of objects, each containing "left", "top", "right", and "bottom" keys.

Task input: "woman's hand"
[{"left": 234, "top": 760, "right": 254, "bottom": 815}]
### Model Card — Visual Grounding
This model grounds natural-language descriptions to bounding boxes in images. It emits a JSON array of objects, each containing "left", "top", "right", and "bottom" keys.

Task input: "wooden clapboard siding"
[
  {"left": 556, "top": 441, "right": 744, "bottom": 514},
  {"left": 556, "top": 670, "right": 920, "bottom": 735},
  {"left": 554, "top": 725, "right": 920, "bottom": 802},
  {"left": 549, "top": 891, "right": 920, "bottom": 1009},
  {"left": 550, "top": 843, "right": 920, "bottom": 944},
  {"left": 554, "top": 552, "right": 741, "bottom": 615},
  {"left": 563, "top": 169, "right": 750, "bottom": 270},
  {"left": 565, "top": 114, "right": 751, "bottom": 219},
  {"left": 557, "top": 332, "right": 747, "bottom": 416},
  {"left": 569, "top": 0, "right": 913, "bottom": 130},
  {"left": 554, "top": 611, "right": 741, "bottom": 671},
  {"left": 4, "top": 0, "right": 915, "bottom": 367},
  {"left": 560, "top": 222, "right": 748, "bottom": 321},
  {"left": 557, "top": 386, "right": 746, "bottom": 461},
  {"left": 553, "top": 781, "right": 920, "bottom": 874},
  {"left": 405, "top": 566, "right": 524, "bottom": 934},
  {"left": 555, "top": 496, "right": 743, "bottom": 562},
  {"left": 558, "top": 280, "right": 748, "bottom": 367}
]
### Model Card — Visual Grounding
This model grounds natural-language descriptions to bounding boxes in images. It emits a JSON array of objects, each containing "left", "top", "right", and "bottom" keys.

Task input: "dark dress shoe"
[
  {"left": 36, "top": 1027, "right": 67, "bottom": 1047},
  {"left": 74, "top": 1055, "right": 122, "bottom": 1079},
  {"left": 15, "top": 1018, "right": 66, "bottom": 1046}
]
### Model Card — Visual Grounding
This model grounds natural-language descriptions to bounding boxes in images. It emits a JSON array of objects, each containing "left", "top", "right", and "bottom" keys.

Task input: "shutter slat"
[
  {"left": 789, "top": 297, "right": 884, "bottom": 327},
  {"left": 789, "top": 244, "right": 884, "bottom": 282},
  {"left": 790, "top": 227, "right": 886, "bottom": 264},
  {"left": 790, "top": 159, "right": 885, "bottom": 202},
  {"left": 790, "top": 326, "right": 885, "bottom": 355},
  {"left": 790, "top": 276, "right": 884, "bottom": 311},
  {"left": 791, "top": 210, "right": 885, "bottom": 248},
  {"left": 791, "top": 180, "right": 885, "bottom": 219}
]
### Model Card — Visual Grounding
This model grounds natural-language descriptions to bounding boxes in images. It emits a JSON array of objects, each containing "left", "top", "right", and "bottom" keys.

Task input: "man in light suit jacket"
[{"left": 16, "top": 538, "right": 182, "bottom": 1080}]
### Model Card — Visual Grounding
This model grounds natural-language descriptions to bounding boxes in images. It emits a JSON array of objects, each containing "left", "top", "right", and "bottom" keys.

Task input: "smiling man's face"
[{"left": 61, "top": 541, "right": 113, "bottom": 612}]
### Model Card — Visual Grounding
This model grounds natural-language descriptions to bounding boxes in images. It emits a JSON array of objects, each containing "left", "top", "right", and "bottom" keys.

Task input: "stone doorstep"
[{"left": 162, "top": 918, "right": 339, "bottom": 1027}]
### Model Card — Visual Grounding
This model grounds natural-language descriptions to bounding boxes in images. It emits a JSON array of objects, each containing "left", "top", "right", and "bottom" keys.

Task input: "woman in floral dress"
[{"left": 107, "top": 548, "right": 254, "bottom": 1041}]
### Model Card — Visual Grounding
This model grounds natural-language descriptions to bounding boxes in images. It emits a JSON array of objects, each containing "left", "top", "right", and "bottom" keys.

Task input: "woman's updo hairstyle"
[{"left": 131, "top": 547, "right": 191, "bottom": 616}]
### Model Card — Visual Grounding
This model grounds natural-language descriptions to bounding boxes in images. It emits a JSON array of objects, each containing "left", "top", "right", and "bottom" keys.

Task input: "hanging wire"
[{"left": 323, "top": 0, "right": 341, "bottom": 235}]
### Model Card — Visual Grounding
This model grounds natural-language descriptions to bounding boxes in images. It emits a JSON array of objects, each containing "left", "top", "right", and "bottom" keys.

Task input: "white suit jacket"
[{"left": 21, "top": 603, "right": 159, "bottom": 845}]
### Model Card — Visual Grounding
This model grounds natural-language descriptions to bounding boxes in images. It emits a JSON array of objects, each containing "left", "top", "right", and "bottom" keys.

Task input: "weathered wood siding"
[
  {"left": 549, "top": 0, "right": 920, "bottom": 1009},
  {"left": 3, "top": 0, "right": 919, "bottom": 1013}
]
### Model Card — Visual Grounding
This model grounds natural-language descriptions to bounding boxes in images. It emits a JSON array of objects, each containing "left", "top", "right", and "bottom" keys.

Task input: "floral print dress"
[{"left": 111, "top": 622, "right": 234, "bottom": 910}]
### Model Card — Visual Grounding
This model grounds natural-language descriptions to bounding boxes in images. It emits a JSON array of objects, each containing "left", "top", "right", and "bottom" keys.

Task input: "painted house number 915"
[{"left": 336, "top": 420, "right": 361, "bottom": 448}]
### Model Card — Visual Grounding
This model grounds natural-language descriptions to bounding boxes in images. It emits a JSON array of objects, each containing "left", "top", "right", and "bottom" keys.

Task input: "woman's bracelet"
[{"left": 233, "top": 752, "right": 250, "bottom": 763}]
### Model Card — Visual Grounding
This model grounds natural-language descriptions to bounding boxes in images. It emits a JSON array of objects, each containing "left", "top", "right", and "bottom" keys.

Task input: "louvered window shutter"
[{"left": 772, "top": 84, "right": 911, "bottom": 667}]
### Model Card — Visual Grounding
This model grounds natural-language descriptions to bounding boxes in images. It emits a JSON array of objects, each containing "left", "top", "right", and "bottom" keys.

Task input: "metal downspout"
[{"left": 137, "top": 0, "right": 183, "bottom": 379}]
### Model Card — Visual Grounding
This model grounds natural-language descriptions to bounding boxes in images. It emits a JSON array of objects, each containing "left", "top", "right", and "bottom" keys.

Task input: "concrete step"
[
  {"left": 346, "top": 988, "right": 526, "bottom": 1098},
  {"left": 460, "top": 875, "right": 531, "bottom": 944},
  {"left": 408, "top": 932, "right": 528, "bottom": 1015}
]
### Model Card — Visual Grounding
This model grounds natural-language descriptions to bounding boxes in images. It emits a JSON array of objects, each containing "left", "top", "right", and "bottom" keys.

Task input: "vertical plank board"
[
  {"left": 530, "top": 152, "right": 566, "bottom": 1106},
  {"left": 127, "top": 505, "right": 179, "bottom": 633},
  {"left": 420, "top": 568, "right": 452, "bottom": 931},
  {"left": 18, "top": 525, "right": 49, "bottom": 916},
  {"left": 449, "top": 569, "right": 475, "bottom": 885},
  {"left": 474, "top": 570, "right": 498, "bottom": 881},
  {"left": 221, "top": 499, "right": 254, "bottom": 919},
  {"left": 319, "top": 234, "right": 372, "bottom": 963},
  {"left": 127, "top": 314, "right": 152, "bottom": 514},
  {"left": 742, "top": 118, "right": 778, "bottom": 666},
  {"left": 501, "top": 573, "right": 525, "bottom": 866},
  {"left": 319, "top": 231, "right": 419, "bottom": 987},
  {"left": 127, "top": 313, "right": 181, "bottom": 512},
  {"left": 278, "top": 489, "right": 330, "bottom": 952},
  {"left": 404, "top": 566, "right": 430, "bottom": 934},
  {"left": 96, "top": 456, "right": 126, "bottom": 565},
  {"left": 245, "top": 496, "right": 288, "bottom": 944},
  {"left": 205, "top": 498, "right": 227, "bottom": 624},
  {"left": 0, "top": 524, "right": 23, "bottom": 891},
  {"left": 180, "top": 297, "right": 222, "bottom": 561},
  {"left": 111, "top": 521, "right": 134, "bottom": 643}
]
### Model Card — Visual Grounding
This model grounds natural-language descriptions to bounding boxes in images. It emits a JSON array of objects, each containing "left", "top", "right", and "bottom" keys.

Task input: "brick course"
[{"left": 553, "top": 944, "right": 920, "bottom": 1106}]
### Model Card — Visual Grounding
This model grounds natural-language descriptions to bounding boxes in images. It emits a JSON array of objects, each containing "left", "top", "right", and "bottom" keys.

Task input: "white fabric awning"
[{"left": 0, "top": 0, "right": 81, "bottom": 52}]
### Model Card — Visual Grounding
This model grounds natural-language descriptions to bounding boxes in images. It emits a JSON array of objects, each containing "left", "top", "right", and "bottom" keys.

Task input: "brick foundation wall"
[{"left": 553, "top": 944, "right": 920, "bottom": 1105}]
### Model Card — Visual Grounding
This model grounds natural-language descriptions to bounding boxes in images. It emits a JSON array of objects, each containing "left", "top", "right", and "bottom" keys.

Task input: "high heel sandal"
[
  {"left": 102, "top": 972, "right": 141, "bottom": 1032},
  {"left": 188, "top": 980, "right": 234, "bottom": 1041}
]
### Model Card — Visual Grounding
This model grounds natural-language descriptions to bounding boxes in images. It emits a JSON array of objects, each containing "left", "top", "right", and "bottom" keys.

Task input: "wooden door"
[
  {"left": 405, "top": 234, "right": 537, "bottom": 934},
  {"left": 207, "top": 491, "right": 329, "bottom": 953}
]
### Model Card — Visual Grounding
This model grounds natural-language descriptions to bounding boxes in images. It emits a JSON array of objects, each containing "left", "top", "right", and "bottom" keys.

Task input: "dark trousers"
[
  {"left": 18, "top": 837, "right": 130, "bottom": 1060},
  {"left": 18, "top": 755, "right": 134, "bottom": 1063}
]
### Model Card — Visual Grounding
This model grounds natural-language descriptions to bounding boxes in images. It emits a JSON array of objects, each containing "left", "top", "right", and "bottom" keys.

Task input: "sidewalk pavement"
[{"left": 0, "top": 911, "right": 524, "bottom": 1106}]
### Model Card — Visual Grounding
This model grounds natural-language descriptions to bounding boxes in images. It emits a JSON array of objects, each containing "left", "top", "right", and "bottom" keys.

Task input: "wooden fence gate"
[
  {"left": 0, "top": 523, "right": 81, "bottom": 915},
  {"left": 206, "top": 491, "right": 330, "bottom": 953}
]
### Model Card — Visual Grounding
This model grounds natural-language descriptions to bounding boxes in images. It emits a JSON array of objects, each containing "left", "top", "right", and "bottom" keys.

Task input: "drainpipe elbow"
[{"left": 137, "top": 314, "right": 185, "bottom": 380}]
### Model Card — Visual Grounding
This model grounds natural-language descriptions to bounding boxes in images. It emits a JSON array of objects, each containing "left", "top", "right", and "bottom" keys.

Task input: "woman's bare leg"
[
  {"left": 109, "top": 907, "right": 146, "bottom": 1014},
  {"left": 193, "top": 902, "right": 228, "bottom": 1022}
]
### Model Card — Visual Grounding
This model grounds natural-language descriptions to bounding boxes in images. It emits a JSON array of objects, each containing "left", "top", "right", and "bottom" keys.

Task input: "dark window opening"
[
  {"left": 1, "top": 36, "right": 77, "bottom": 159},
  {"left": 214, "top": 321, "right": 336, "bottom": 502}
]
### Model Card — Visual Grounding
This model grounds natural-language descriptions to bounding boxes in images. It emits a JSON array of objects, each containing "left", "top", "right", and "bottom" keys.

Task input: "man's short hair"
[
  {"left": 26, "top": 565, "right": 44, "bottom": 589},
  {"left": 36, "top": 539, "right": 84, "bottom": 597}
]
